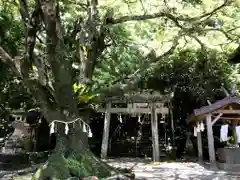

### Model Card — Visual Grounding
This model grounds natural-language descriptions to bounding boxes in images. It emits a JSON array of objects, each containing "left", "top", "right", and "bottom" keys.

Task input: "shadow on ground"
[{"left": 106, "top": 158, "right": 240, "bottom": 180}]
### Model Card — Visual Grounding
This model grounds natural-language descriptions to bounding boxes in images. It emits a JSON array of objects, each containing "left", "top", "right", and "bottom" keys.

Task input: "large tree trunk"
[
  {"left": 33, "top": 122, "right": 117, "bottom": 180},
  {"left": 1, "top": 0, "right": 118, "bottom": 178}
]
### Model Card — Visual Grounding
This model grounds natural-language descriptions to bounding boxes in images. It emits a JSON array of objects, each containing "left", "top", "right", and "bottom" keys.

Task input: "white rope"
[{"left": 49, "top": 117, "right": 93, "bottom": 137}]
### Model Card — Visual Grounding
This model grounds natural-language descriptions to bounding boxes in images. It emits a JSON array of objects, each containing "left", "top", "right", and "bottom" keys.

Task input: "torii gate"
[{"left": 98, "top": 91, "right": 173, "bottom": 162}]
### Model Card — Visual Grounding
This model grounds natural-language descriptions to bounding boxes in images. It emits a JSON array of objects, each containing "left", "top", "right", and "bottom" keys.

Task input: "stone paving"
[{"left": 106, "top": 158, "right": 240, "bottom": 180}]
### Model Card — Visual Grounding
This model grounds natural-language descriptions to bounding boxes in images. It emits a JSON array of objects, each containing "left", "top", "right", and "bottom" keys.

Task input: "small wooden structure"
[
  {"left": 98, "top": 91, "right": 173, "bottom": 162},
  {"left": 187, "top": 95, "right": 240, "bottom": 169}
]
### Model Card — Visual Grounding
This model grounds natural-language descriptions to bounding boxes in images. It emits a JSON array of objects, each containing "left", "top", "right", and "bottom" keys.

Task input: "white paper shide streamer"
[
  {"left": 82, "top": 122, "right": 91, "bottom": 137},
  {"left": 138, "top": 114, "right": 141, "bottom": 123},
  {"left": 50, "top": 122, "right": 55, "bottom": 134},
  {"left": 83, "top": 123, "right": 87, "bottom": 133},
  {"left": 88, "top": 126, "right": 93, "bottom": 137},
  {"left": 80, "top": 121, "right": 93, "bottom": 137},
  {"left": 119, "top": 114, "right": 123, "bottom": 123},
  {"left": 194, "top": 126, "right": 197, "bottom": 137},
  {"left": 200, "top": 121, "right": 204, "bottom": 131},
  {"left": 194, "top": 121, "right": 205, "bottom": 137},
  {"left": 65, "top": 123, "right": 69, "bottom": 135},
  {"left": 50, "top": 117, "right": 93, "bottom": 137},
  {"left": 197, "top": 123, "right": 201, "bottom": 132}
]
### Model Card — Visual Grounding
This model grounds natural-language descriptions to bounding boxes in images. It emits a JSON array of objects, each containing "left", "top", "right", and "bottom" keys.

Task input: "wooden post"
[
  {"left": 169, "top": 101, "right": 176, "bottom": 158},
  {"left": 212, "top": 113, "right": 223, "bottom": 126},
  {"left": 197, "top": 131, "right": 203, "bottom": 162},
  {"left": 232, "top": 125, "right": 238, "bottom": 145},
  {"left": 101, "top": 102, "right": 111, "bottom": 159},
  {"left": 206, "top": 113, "right": 217, "bottom": 169},
  {"left": 151, "top": 103, "right": 160, "bottom": 162}
]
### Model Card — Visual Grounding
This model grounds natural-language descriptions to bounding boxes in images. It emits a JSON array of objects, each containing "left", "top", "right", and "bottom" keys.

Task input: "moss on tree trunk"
[{"left": 33, "top": 124, "right": 117, "bottom": 180}]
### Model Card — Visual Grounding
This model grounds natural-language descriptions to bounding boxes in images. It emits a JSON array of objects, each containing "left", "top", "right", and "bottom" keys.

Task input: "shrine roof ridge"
[{"left": 194, "top": 95, "right": 240, "bottom": 116}]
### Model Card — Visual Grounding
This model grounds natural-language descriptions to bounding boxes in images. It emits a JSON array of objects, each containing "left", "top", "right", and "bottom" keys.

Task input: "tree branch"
[
  {"left": 96, "top": 33, "right": 182, "bottom": 97},
  {"left": 77, "top": 0, "right": 107, "bottom": 84},
  {"left": 16, "top": 0, "right": 44, "bottom": 85},
  {"left": 203, "top": 28, "right": 239, "bottom": 42},
  {"left": 139, "top": 0, "right": 147, "bottom": 14},
  {"left": 39, "top": 0, "right": 79, "bottom": 117},
  {"left": 189, "top": 0, "right": 230, "bottom": 21},
  {"left": 110, "top": 11, "right": 184, "bottom": 29},
  {"left": 0, "top": 46, "right": 56, "bottom": 115},
  {"left": 19, "top": 0, "right": 29, "bottom": 22},
  {"left": 0, "top": 47, "right": 14, "bottom": 65},
  {"left": 187, "top": 35, "right": 207, "bottom": 55},
  {"left": 0, "top": 47, "right": 21, "bottom": 76},
  {"left": 108, "top": 0, "right": 229, "bottom": 27}
]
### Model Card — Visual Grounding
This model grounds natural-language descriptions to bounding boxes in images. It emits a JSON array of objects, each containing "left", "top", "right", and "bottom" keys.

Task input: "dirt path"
[{"left": 107, "top": 158, "right": 240, "bottom": 180}]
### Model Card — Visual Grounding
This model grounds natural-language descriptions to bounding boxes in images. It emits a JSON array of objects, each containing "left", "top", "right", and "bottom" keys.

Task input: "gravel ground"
[
  {"left": 2, "top": 158, "right": 240, "bottom": 179},
  {"left": 106, "top": 158, "right": 240, "bottom": 180}
]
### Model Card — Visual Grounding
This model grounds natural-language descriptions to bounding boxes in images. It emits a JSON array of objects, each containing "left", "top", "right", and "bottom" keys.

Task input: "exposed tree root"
[{"left": 32, "top": 131, "right": 119, "bottom": 180}]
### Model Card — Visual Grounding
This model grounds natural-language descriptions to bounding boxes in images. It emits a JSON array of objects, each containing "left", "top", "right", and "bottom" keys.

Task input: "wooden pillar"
[
  {"left": 206, "top": 113, "right": 217, "bottom": 168},
  {"left": 197, "top": 131, "right": 203, "bottom": 162},
  {"left": 232, "top": 125, "right": 238, "bottom": 145},
  {"left": 101, "top": 102, "right": 111, "bottom": 159},
  {"left": 169, "top": 101, "right": 176, "bottom": 158},
  {"left": 151, "top": 103, "right": 160, "bottom": 162}
]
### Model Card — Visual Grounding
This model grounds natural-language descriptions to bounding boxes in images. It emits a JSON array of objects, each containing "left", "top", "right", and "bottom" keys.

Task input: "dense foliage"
[
  {"left": 1, "top": 0, "right": 240, "bottom": 178},
  {"left": 1, "top": 0, "right": 240, "bottom": 111}
]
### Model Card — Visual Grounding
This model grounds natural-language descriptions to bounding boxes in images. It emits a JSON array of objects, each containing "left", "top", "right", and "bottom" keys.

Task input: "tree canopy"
[
  {"left": 1, "top": 0, "right": 240, "bottom": 179},
  {"left": 1, "top": 0, "right": 240, "bottom": 106}
]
